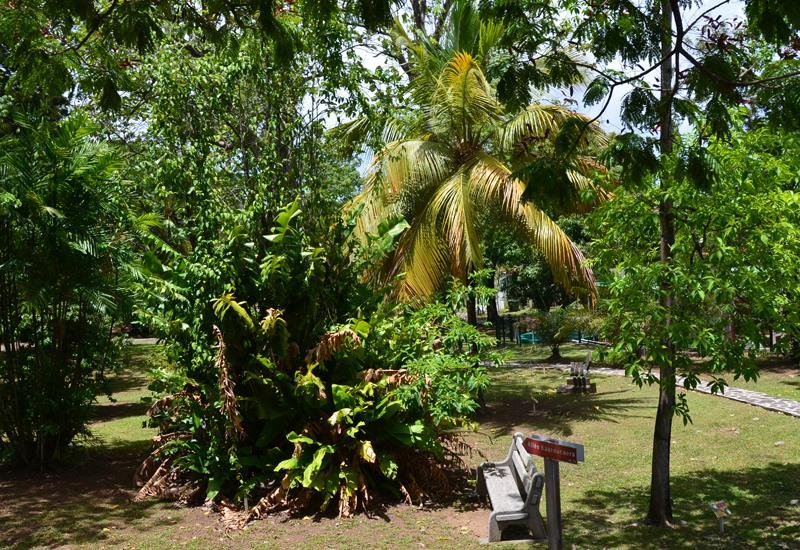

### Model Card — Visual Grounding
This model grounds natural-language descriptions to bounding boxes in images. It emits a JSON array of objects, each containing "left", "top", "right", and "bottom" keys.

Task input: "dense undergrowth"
[{"left": 134, "top": 202, "right": 495, "bottom": 522}]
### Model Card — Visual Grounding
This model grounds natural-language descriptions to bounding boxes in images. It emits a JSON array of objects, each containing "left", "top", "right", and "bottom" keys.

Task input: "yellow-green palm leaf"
[{"left": 349, "top": 51, "right": 607, "bottom": 302}]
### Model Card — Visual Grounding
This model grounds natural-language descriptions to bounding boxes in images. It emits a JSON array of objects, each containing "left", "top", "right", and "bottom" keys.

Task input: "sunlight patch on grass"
[{"left": 470, "top": 366, "right": 800, "bottom": 549}]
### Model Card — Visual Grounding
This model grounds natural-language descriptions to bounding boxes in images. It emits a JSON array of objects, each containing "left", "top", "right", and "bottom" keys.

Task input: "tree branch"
[
  {"left": 65, "top": 0, "right": 119, "bottom": 53},
  {"left": 683, "top": 0, "right": 732, "bottom": 35},
  {"left": 679, "top": 45, "right": 800, "bottom": 87},
  {"left": 432, "top": 0, "right": 455, "bottom": 42}
]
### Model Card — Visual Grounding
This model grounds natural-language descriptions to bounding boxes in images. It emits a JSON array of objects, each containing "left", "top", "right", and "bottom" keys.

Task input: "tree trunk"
[
  {"left": 648, "top": 364, "right": 675, "bottom": 525},
  {"left": 467, "top": 293, "right": 477, "bottom": 326},
  {"left": 647, "top": 0, "right": 677, "bottom": 527},
  {"left": 486, "top": 270, "right": 498, "bottom": 324}
]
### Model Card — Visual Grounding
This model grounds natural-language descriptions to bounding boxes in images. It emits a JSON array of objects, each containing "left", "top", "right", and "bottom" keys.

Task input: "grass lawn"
[
  {"left": 1, "top": 343, "right": 798, "bottom": 549},
  {"left": 499, "top": 342, "right": 800, "bottom": 401},
  {"left": 496, "top": 342, "right": 602, "bottom": 364},
  {"left": 475, "top": 368, "right": 800, "bottom": 549},
  {"left": 726, "top": 356, "right": 800, "bottom": 401}
]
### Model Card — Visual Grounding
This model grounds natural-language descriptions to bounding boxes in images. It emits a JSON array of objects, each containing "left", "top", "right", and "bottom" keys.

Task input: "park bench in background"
[
  {"left": 476, "top": 432, "right": 547, "bottom": 542},
  {"left": 559, "top": 351, "right": 596, "bottom": 394}
]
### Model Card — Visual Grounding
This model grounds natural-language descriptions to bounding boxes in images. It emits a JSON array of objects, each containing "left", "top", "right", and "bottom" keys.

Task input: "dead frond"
[
  {"left": 359, "top": 368, "right": 412, "bottom": 386},
  {"left": 305, "top": 327, "right": 362, "bottom": 363},
  {"left": 246, "top": 476, "right": 290, "bottom": 522},
  {"left": 214, "top": 325, "right": 245, "bottom": 442}
]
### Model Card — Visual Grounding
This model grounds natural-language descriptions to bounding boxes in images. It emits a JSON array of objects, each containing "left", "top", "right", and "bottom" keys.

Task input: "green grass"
[
  {"left": 723, "top": 362, "right": 800, "bottom": 401},
  {"left": 2, "top": 343, "right": 798, "bottom": 549},
  {"left": 496, "top": 341, "right": 599, "bottom": 363},
  {"left": 500, "top": 342, "right": 800, "bottom": 402},
  {"left": 0, "top": 343, "right": 171, "bottom": 550},
  {"left": 472, "top": 368, "right": 800, "bottom": 548},
  {"left": 88, "top": 343, "right": 163, "bottom": 448}
]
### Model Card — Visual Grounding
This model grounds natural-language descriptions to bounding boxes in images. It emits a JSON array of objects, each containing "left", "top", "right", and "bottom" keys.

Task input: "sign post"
[
  {"left": 544, "top": 458, "right": 562, "bottom": 550},
  {"left": 523, "top": 435, "right": 585, "bottom": 550}
]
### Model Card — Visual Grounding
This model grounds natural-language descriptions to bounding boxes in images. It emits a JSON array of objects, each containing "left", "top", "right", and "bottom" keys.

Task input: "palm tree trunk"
[{"left": 647, "top": 0, "right": 677, "bottom": 527}]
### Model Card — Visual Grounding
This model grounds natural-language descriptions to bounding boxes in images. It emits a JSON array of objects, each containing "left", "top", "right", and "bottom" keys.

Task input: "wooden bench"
[{"left": 476, "top": 432, "right": 547, "bottom": 542}]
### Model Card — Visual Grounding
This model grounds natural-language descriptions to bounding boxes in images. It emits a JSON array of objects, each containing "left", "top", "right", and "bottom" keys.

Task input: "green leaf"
[
  {"left": 274, "top": 457, "right": 300, "bottom": 472},
  {"left": 206, "top": 476, "right": 223, "bottom": 500},
  {"left": 286, "top": 431, "right": 315, "bottom": 445},
  {"left": 302, "top": 445, "right": 333, "bottom": 487},
  {"left": 378, "top": 454, "right": 398, "bottom": 480}
]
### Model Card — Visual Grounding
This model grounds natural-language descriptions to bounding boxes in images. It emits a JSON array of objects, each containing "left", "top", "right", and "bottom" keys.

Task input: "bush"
[
  {"left": 0, "top": 114, "right": 133, "bottom": 466},
  {"left": 135, "top": 203, "right": 494, "bottom": 521}
]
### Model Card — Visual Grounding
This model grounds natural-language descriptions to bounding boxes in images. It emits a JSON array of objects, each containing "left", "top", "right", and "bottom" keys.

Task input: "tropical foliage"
[
  {"left": 0, "top": 113, "right": 135, "bottom": 465},
  {"left": 351, "top": 49, "right": 609, "bottom": 309},
  {"left": 3, "top": 0, "right": 800, "bottom": 539},
  {"left": 529, "top": 304, "right": 596, "bottom": 362},
  {"left": 134, "top": 203, "right": 493, "bottom": 518},
  {"left": 594, "top": 121, "right": 800, "bottom": 407}
]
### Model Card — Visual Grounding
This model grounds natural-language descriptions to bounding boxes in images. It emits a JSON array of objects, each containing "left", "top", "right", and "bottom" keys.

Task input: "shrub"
[
  {"left": 0, "top": 114, "right": 133, "bottom": 466},
  {"left": 135, "top": 202, "right": 493, "bottom": 522}
]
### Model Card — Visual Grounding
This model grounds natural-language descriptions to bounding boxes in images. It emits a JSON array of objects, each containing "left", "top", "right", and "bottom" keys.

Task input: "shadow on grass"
[
  {"left": 104, "top": 371, "right": 151, "bottom": 395},
  {"left": 0, "top": 347, "right": 164, "bottom": 549},
  {"left": 495, "top": 342, "right": 598, "bottom": 364},
  {"left": 480, "top": 370, "right": 651, "bottom": 438},
  {"left": 0, "top": 439, "right": 164, "bottom": 549},
  {"left": 780, "top": 378, "right": 800, "bottom": 391},
  {"left": 90, "top": 400, "right": 150, "bottom": 422},
  {"left": 567, "top": 462, "right": 800, "bottom": 549}
]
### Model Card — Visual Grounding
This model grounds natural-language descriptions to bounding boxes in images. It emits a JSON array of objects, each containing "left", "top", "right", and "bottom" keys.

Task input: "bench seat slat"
[
  {"left": 514, "top": 438, "right": 533, "bottom": 471},
  {"left": 481, "top": 464, "right": 526, "bottom": 512}
]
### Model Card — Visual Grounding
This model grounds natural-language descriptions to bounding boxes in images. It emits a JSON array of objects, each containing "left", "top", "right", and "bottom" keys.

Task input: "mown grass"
[
  {"left": 724, "top": 361, "right": 800, "bottom": 401},
  {"left": 496, "top": 341, "right": 601, "bottom": 364},
  {"left": 499, "top": 342, "right": 800, "bottom": 402},
  {"left": 88, "top": 343, "right": 164, "bottom": 448},
  {"left": 2, "top": 343, "right": 798, "bottom": 549},
  {"left": 472, "top": 368, "right": 799, "bottom": 549},
  {"left": 0, "top": 343, "right": 168, "bottom": 550}
]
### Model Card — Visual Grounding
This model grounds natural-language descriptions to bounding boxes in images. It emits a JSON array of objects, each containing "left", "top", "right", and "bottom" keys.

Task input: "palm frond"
[
  {"left": 429, "top": 168, "right": 483, "bottom": 275},
  {"left": 392, "top": 213, "right": 452, "bottom": 299},
  {"left": 429, "top": 52, "right": 503, "bottom": 142},
  {"left": 501, "top": 104, "right": 608, "bottom": 155},
  {"left": 352, "top": 139, "right": 451, "bottom": 236},
  {"left": 469, "top": 153, "right": 596, "bottom": 301}
]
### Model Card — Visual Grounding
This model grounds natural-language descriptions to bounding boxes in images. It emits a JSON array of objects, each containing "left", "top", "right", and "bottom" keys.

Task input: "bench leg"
[
  {"left": 488, "top": 512, "right": 502, "bottom": 542},
  {"left": 528, "top": 508, "right": 547, "bottom": 540},
  {"left": 476, "top": 467, "right": 487, "bottom": 500}
]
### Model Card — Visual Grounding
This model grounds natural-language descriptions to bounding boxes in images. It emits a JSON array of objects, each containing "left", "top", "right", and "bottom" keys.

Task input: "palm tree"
[
  {"left": 350, "top": 48, "right": 609, "bottom": 323},
  {"left": 0, "top": 113, "right": 137, "bottom": 465}
]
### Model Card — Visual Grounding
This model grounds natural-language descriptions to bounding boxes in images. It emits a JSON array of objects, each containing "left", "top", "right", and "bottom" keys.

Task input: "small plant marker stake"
[{"left": 710, "top": 501, "right": 731, "bottom": 534}]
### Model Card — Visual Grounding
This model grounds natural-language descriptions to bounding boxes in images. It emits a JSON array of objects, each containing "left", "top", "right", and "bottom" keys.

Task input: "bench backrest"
[{"left": 511, "top": 433, "right": 544, "bottom": 507}]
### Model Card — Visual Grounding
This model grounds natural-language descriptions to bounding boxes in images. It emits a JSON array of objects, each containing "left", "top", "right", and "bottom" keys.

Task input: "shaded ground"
[{"left": 1, "top": 345, "right": 798, "bottom": 549}]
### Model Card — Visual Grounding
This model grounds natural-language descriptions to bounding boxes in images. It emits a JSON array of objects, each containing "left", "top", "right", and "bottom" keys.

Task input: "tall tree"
[
  {"left": 351, "top": 50, "right": 608, "bottom": 323},
  {"left": 563, "top": 0, "right": 800, "bottom": 525},
  {"left": 346, "top": 2, "right": 610, "bottom": 322}
]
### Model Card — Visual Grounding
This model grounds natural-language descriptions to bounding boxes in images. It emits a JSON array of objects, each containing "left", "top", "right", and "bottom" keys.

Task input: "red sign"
[{"left": 523, "top": 435, "right": 585, "bottom": 464}]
